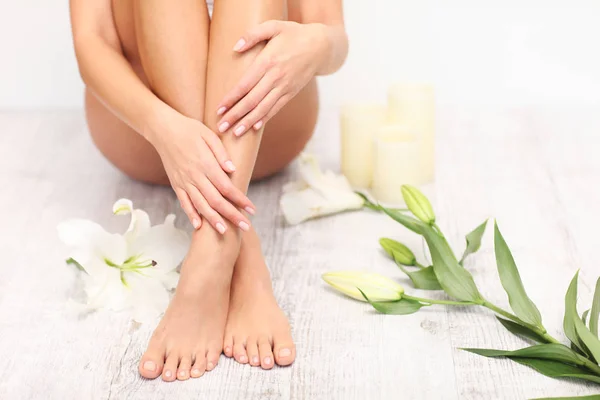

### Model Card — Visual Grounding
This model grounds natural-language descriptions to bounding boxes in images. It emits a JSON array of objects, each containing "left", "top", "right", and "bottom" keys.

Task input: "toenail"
[
  {"left": 279, "top": 348, "right": 292, "bottom": 357},
  {"left": 207, "top": 362, "right": 215, "bottom": 370},
  {"left": 165, "top": 370, "right": 172, "bottom": 378},
  {"left": 225, "top": 347, "right": 231, "bottom": 355},
  {"left": 178, "top": 370, "right": 186, "bottom": 377},
  {"left": 240, "top": 355, "right": 248, "bottom": 363},
  {"left": 264, "top": 357, "right": 272, "bottom": 365},
  {"left": 143, "top": 361, "right": 156, "bottom": 372},
  {"left": 192, "top": 368, "right": 201, "bottom": 376},
  {"left": 252, "top": 356, "right": 259, "bottom": 364}
]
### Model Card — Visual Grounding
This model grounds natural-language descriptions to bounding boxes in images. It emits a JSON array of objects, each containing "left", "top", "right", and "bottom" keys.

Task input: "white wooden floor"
[{"left": 1, "top": 107, "right": 599, "bottom": 399}]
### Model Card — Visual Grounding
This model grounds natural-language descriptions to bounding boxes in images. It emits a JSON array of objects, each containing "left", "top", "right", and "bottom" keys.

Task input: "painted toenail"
[
  {"left": 240, "top": 355, "right": 248, "bottom": 363},
  {"left": 252, "top": 356, "right": 259, "bottom": 364},
  {"left": 225, "top": 347, "right": 231, "bottom": 355},
  {"left": 279, "top": 348, "right": 292, "bottom": 357},
  {"left": 178, "top": 370, "right": 186, "bottom": 377},
  {"left": 207, "top": 362, "right": 215, "bottom": 369},
  {"left": 192, "top": 368, "right": 201, "bottom": 376},
  {"left": 143, "top": 361, "right": 156, "bottom": 371},
  {"left": 264, "top": 357, "right": 272, "bottom": 365},
  {"left": 165, "top": 370, "right": 172, "bottom": 378}
]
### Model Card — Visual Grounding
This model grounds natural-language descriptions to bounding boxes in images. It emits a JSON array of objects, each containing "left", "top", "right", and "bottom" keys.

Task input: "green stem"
[
  {"left": 403, "top": 294, "right": 477, "bottom": 306},
  {"left": 414, "top": 262, "right": 427, "bottom": 269},
  {"left": 580, "top": 357, "right": 600, "bottom": 375},
  {"left": 482, "top": 300, "right": 560, "bottom": 344}
]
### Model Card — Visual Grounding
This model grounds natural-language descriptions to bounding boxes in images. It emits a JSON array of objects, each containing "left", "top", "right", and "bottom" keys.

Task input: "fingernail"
[
  {"left": 239, "top": 355, "right": 248, "bottom": 363},
  {"left": 239, "top": 221, "right": 250, "bottom": 231},
  {"left": 217, "top": 106, "right": 227, "bottom": 116},
  {"left": 253, "top": 120, "right": 263, "bottom": 130},
  {"left": 252, "top": 356, "right": 259, "bottom": 365},
  {"left": 218, "top": 122, "right": 230, "bottom": 133},
  {"left": 192, "top": 218, "right": 200, "bottom": 229},
  {"left": 216, "top": 222, "right": 226, "bottom": 234},
  {"left": 245, "top": 206, "right": 255, "bottom": 215},
  {"left": 234, "top": 125, "right": 246, "bottom": 136},
  {"left": 264, "top": 357, "right": 272, "bottom": 365},
  {"left": 191, "top": 368, "right": 201, "bottom": 376},
  {"left": 165, "top": 370, "right": 173, "bottom": 378},
  {"left": 207, "top": 362, "right": 215, "bottom": 370},
  {"left": 233, "top": 38, "right": 246, "bottom": 51},
  {"left": 279, "top": 348, "right": 292, "bottom": 357},
  {"left": 225, "top": 160, "right": 236, "bottom": 172},
  {"left": 143, "top": 361, "right": 156, "bottom": 371}
]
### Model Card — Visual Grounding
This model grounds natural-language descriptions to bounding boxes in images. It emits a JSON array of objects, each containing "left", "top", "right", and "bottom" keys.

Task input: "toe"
[
  {"left": 273, "top": 330, "right": 296, "bottom": 367},
  {"left": 206, "top": 346, "right": 221, "bottom": 371},
  {"left": 258, "top": 336, "right": 274, "bottom": 370},
  {"left": 191, "top": 350, "right": 207, "bottom": 378},
  {"left": 223, "top": 336, "right": 234, "bottom": 358},
  {"left": 177, "top": 356, "right": 192, "bottom": 381},
  {"left": 138, "top": 340, "right": 166, "bottom": 379},
  {"left": 233, "top": 337, "right": 248, "bottom": 364},
  {"left": 245, "top": 336, "right": 260, "bottom": 367},
  {"left": 162, "top": 352, "right": 179, "bottom": 382}
]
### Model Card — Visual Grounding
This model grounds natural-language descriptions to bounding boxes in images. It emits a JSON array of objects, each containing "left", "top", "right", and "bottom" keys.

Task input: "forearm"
[
  {"left": 73, "top": 35, "right": 172, "bottom": 144},
  {"left": 315, "top": 23, "right": 348, "bottom": 76}
]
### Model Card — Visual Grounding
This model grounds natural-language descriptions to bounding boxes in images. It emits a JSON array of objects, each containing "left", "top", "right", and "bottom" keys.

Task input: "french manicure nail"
[
  {"left": 234, "top": 125, "right": 246, "bottom": 136},
  {"left": 216, "top": 222, "right": 226, "bottom": 234},
  {"left": 192, "top": 218, "right": 200, "bottom": 229},
  {"left": 218, "top": 122, "right": 230, "bottom": 133},
  {"left": 253, "top": 120, "right": 263, "bottom": 130},
  {"left": 143, "top": 361, "right": 156, "bottom": 371},
  {"left": 245, "top": 206, "right": 255, "bottom": 215},
  {"left": 239, "top": 221, "right": 250, "bottom": 231},
  {"left": 233, "top": 38, "right": 246, "bottom": 51},
  {"left": 225, "top": 160, "right": 236, "bottom": 172},
  {"left": 217, "top": 106, "right": 227, "bottom": 116}
]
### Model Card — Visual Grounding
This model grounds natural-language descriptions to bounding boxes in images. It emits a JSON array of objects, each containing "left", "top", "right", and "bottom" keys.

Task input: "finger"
[
  {"left": 219, "top": 76, "right": 276, "bottom": 136},
  {"left": 187, "top": 185, "right": 227, "bottom": 235},
  {"left": 198, "top": 178, "right": 251, "bottom": 232},
  {"left": 232, "top": 88, "right": 281, "bottom": 136},
  {"left": 176, "top": 188, "right": 201, "bottom": 229},
  {"left": 260, "top": 93, "right": 293, "bottom": 126},
  {"left": 201, "top": 132, "right": 236, "bottom": 173},
  {"left": 205, "top": 164, "right": 256, "bottom": 214},
  {"left": 232, "top": 20, "right": 282, "bottom": 53},
  {"left": 216, "top": 62, "right": 268, "bottom": 122}
]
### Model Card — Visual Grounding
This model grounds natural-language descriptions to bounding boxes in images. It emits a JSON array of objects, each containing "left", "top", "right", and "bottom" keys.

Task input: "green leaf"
[
  {"left": 496, "top": 317, "right": 552, "bottom": 344},
  {"left": 565, "top": 271, "right": 600, "bottom": 362},
  {"left": 583, "top": 310, "right": 591, "bottom": 326},
  {"left": 66, "top": 257, "right": 86, "bottom": 273},
  {"left": 359, "top": 289, "right": 427, "bottom": 315},
  {"left": 462, "top": 343, "right": 585, "bottom": 366},
  {"left": 460, "top": 219, "right": 488, "bottom": 265},
  {"left": 532, "top": 394, "right": 600, "bottom": 400},
  {"left": 405, "top": 266, "right": 443, "bottom": 290},
  {"left": 422, "top": 226, "right": 483, "bottom": 303},
  {"left": 591, "top": 277, "right": 600, "bottom": 337},
  {"left": 494, "top": 222, "right": 543, "bottom": 327},
  {"left": 381, "top": 207, "right": 427, "bottom": 235},
  {"left": 510, "top": 357, "right": 600, "bottom": 385}
]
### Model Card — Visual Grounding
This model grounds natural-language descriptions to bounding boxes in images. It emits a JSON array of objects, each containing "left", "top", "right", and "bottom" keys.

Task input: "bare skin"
[{"left": 70, "top": 0, "right": 346, "bottom": 381}]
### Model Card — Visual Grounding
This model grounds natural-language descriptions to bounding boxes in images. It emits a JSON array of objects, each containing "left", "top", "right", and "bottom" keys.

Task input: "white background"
[{"left": 2, "top": 0, "right": 600, "bottom": 109}]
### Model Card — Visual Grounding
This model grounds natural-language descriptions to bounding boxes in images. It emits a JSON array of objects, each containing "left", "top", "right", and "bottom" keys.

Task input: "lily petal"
[
  {"left": 113, "top": 199, "right": 152, "bottom": 243},
  {"left": 322, "top": 271, "right": 404, "bottom": 302}
]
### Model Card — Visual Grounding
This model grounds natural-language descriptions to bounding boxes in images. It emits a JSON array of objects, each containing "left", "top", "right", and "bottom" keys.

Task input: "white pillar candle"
[
  {"left": 371, "top": 125, "right": 421, "bottom": 204},
  {"left": 387, "top": 83, "right": 435, "bottom": 184},
  {"left": 340, "top": 104, "right": 387, "bottom": 188}
]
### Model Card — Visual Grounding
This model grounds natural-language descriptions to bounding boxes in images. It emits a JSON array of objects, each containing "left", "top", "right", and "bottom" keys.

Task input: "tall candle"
[
  {"left": 372, "top": 125, "right": 421, "bottom": 204},
  {"left": 340, "top": 104, "right": 387, "bottom": 188},
  {"left": 387, "top": 83, "right": 435, "bottom": 184}
]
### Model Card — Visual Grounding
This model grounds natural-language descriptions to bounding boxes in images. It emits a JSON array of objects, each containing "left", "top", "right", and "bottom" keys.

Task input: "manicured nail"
[
  {"left": 264, "top": 357, "right": 272, "bottom": 365},
  {"left": 191, "top": 368, "right": 201, "bottom": 376},
  {"left": 252, "top": 356, "right": 259, "bottom": 365},
  {"left": 279, "top": 348, "right": 292, "bottom": 357},
  {"left": 218, "top": 122, "right": 230, "bottom": 133},
  {"left": 165, "top": 370, "right": 173, "bottom": 378},
  {"left": 225, "top": 160, "right": 236, "bottom": 172},
  {"left": 178, "top": 370, "right": 186, "bottom": 378},
  {"left": 192, "top": 218, "right": 200, "bottom": 229},
  {"left": 238, "top": 221, "right": 250, "bottom": 231},
  {"left": 224, "top": 347, "right": 231, "bottom": 355},
  {"left": 245, "top": 206, "right": 255, "bottom": 215},
  {"left": 217, "top": 106, "right": 227, "bottom": 116},
  {"left": 239, "top": 355, "right": 248, "bottom": 363},
  {"left": 216, "top": 222, "right": 226, "bottom": 234},
  {"left": 143, "top": 361, "right": 156, "bottom": 371},
  {"left": 207, "top": 362, "right": 215, "bottom": 370},
  {"left": 253, "top": 120, "right": 263, "bottom": 130},
  {"left": 234, "top": 125, "right": 246, "bottom": 136},
  {"left": 233, "top": 38, "right": 246, "bottom": 51}
]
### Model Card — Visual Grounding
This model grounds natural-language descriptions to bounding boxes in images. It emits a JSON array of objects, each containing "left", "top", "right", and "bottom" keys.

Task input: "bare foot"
[
  {"left": 138, "top": 228, "right": 236, "bottom": 381},
  {"left": 223, "top": 229, "right": 296, "bottom": 369}
]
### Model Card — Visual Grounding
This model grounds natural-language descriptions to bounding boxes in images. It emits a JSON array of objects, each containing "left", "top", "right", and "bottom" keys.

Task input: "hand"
[
  {"left": 215, "top": 21, "right": 327, "bottom": 136},
  {"left": 152, "top": 113, "right": 255, "bottom": 234}
]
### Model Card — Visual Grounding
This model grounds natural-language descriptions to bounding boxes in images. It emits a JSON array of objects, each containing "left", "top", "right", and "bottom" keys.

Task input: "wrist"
[{"left": 141, "top": 99, "right": 178, "bottom": 147}]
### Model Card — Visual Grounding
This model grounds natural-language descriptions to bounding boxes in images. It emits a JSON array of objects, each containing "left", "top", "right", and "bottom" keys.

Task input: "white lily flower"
[
  {"left": 57, "top": 199, "right": 190, "bottom": 323},
  {"left": 322, "top": 271, "right": 404, "bottom": 302},
  {"left": 280, "top": 153, "right": 364, "bottom": 224}
]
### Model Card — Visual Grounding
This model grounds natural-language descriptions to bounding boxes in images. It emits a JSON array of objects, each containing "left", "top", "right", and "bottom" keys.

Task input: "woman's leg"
[{"left": 205, "top": 0, "right": 298, "bottom": 369}]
